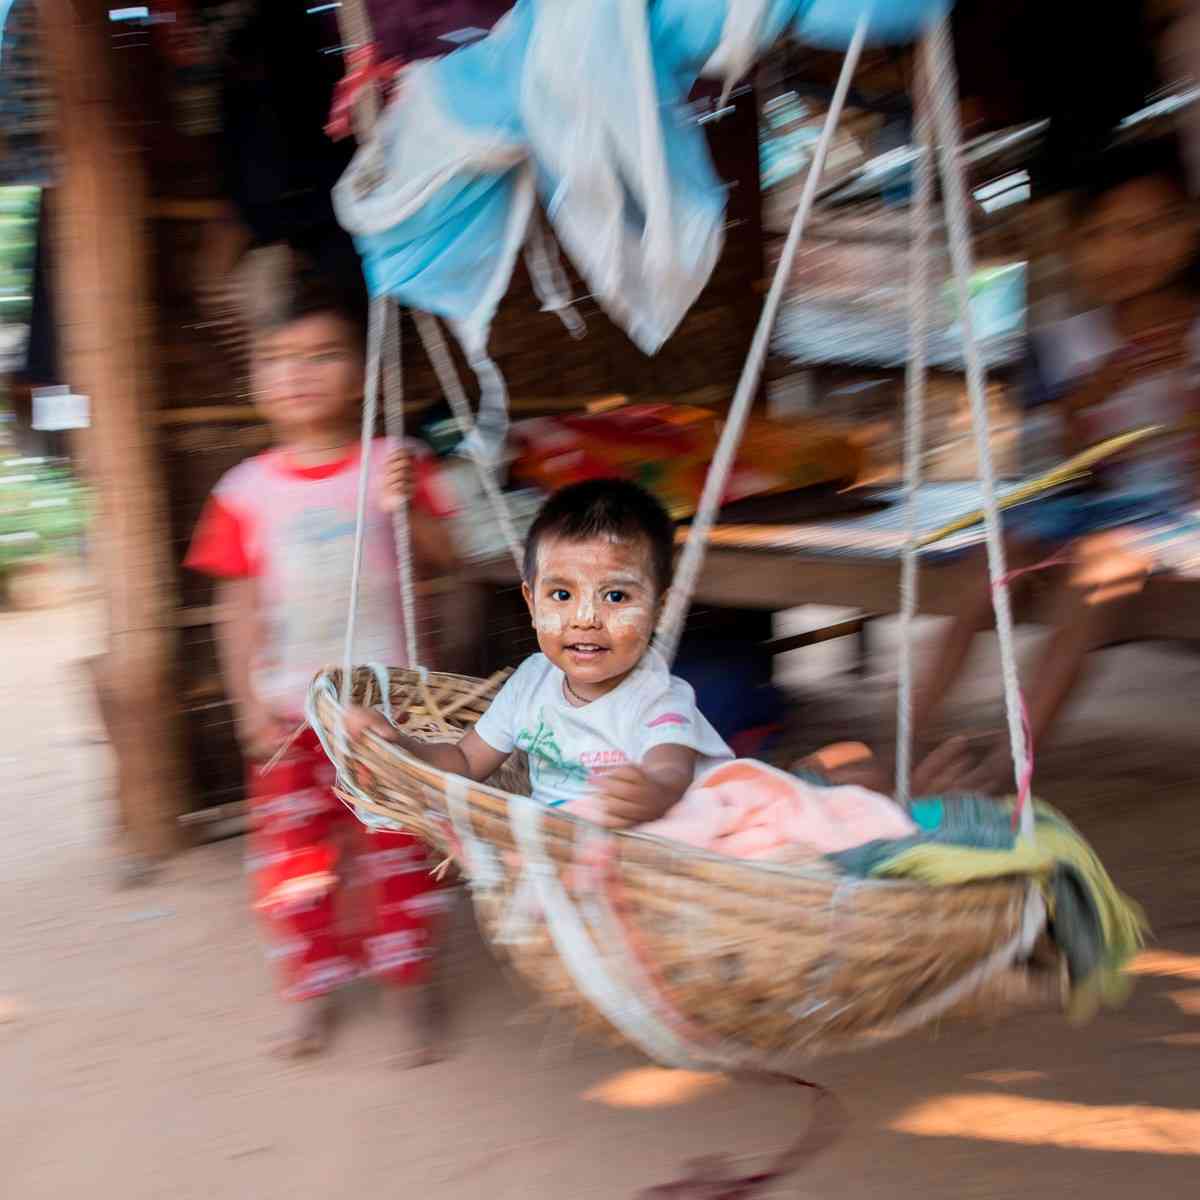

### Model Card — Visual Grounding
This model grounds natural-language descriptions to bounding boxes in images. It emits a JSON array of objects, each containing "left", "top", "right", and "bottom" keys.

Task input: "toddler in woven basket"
[
  {"left": 347, "top": 478, "right": 972, "bottom": 826},
  {"left": 349, "top": 479, "right": 729, "bottom": 823}
]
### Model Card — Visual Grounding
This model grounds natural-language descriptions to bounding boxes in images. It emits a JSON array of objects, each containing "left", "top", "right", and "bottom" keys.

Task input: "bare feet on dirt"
[
  {"left": 115, "top": 854, "right": 161, "bottom": 890},
  {"left": 271, "top": 994, "right": 337, "bottom": 1060},
  {"left": 387, "top": 980, "right": 447, "bottom": 1069}
]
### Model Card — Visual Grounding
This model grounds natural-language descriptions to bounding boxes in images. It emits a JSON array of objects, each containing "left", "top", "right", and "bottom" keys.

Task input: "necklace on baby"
[{"left": 563, "top": 676, "right": 592, "bottom": 707}]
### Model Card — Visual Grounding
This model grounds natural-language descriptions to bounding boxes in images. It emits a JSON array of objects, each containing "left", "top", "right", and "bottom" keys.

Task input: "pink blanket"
[{"left": 571, "top": 759, "right": 916, "bottom": 860}]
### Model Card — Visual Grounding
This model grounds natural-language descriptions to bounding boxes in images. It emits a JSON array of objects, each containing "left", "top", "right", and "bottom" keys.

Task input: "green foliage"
[
  {"left": 0, "top": 186, "right": 40, "bottom": 326},
  {"left": 0, "top": 457, "right": 88, "bottom": 567}
]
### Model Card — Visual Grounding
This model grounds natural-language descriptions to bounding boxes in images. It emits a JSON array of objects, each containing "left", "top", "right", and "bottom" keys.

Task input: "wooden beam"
[
  {"left": 150, "top": 387, "right": 732, "bottom": 427},
  {"left": 154, "top": 406, "right": 262, "bottom": 426},
  {"left": 150, "top": 198, "right": 230, "bottom": 221},
  {"left": 38, "top": 0, "right": 186, "bottom": 865},
  {"left": 762, "top": 617, "right": 868, "bottom": 656}
]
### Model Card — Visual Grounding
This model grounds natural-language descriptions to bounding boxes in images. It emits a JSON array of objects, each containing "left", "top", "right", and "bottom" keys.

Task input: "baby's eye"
[
  {"left": 604, "top": 590, "right": 627, "bottom": 604},
  {"left": 550, "top": 589, "right": 571, "bottom": 602}
]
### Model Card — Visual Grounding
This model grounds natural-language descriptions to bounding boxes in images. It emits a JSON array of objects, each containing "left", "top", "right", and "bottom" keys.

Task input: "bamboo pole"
[{"left": 38, "top": 0, "right": 185, "bottom": 866}]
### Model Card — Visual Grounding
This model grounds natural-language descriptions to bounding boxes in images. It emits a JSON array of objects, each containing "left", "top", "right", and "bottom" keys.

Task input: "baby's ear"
[
  {"left": 521, "top": 580, "right": 536, "bottom": 623},
  {"left": 655, "top": 586, "right": 672, "bottom": 623}
]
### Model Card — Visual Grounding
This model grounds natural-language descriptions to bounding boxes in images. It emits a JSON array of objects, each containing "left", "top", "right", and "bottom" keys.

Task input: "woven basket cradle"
[{"left": 311, "top": 667, "right": 1044, "bottom": 1061}]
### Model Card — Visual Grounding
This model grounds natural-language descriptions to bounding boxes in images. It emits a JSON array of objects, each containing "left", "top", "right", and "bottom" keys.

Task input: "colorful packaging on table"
[{"left": 510, "top": 404, "right": 863, "bottom": 519}]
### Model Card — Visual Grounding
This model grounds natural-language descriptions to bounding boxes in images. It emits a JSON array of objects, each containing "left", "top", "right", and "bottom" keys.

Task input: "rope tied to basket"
[
  {"left": 322, "top": 0, "right": 1047, "bottom": 1015},
  {"left": 894, "top": 54, "right": 935, "bottom": 809}
]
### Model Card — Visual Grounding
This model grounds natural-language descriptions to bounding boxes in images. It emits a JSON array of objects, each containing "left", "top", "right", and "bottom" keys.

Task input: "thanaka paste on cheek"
[
  {"left": 609, "top": 603, "right": 652, "bottom": 635},
  {"left": 533, "top": 604, "right": 564, "bottom": 635}
]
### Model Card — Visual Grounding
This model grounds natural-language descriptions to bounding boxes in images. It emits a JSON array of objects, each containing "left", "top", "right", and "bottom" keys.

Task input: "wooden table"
[{"left": 466, "top": 484, "right": 1200, "bottom": 663}]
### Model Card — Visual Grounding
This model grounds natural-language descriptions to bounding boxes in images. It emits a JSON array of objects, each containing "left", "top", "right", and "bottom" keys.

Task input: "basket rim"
[{"left": 311, "top": 666, "right": 1033, "bottom": 898}]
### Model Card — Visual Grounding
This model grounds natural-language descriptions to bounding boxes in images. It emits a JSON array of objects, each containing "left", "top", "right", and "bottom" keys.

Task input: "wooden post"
[{"left": 38, "top": 0, "right": 185, "bottom": 865}]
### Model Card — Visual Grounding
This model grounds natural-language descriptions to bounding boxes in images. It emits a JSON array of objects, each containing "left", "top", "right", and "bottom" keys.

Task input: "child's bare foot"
[
  {"left": 271, "top": 994, "right": 336, "bottom": 1060},
  {"left": 958, "top": 738, "right": 1018, "bottom": 797},
  {"left": 909, "top": 735, "right": 975, "bottom": 795},
  {"left": 386, "top": 981, "right": 447, "bottom": 1069},
  {"left": 115, "top": 854, "right": 160, "bottom": 890}
]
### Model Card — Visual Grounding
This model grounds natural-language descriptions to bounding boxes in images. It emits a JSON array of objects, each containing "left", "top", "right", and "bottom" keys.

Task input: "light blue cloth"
[{"left": 333, "top": 0, "right": 950, "bottom": 457}]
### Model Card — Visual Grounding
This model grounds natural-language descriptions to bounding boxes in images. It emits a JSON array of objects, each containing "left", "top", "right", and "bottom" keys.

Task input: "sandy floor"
[{"left": 3, "top": 602, "right": 1200, "bottom": 1199}]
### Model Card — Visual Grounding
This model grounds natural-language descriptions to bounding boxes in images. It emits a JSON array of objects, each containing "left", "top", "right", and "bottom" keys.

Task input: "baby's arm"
[
  {"left": 344, "top": 707, "right": 508, "bottom": 782},
  {"left": 596, "top": 744, "right": 698, "bottom": 829}
]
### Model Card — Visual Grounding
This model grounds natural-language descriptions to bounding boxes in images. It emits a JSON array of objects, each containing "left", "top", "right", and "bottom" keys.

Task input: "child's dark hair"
[
  {"left": 242, "top": 245, "right": 368, "bottom": 343},
  {"left": 523, "top": 479, "right": 676, "bottom": 596},
  {"left": 1070, "top": 135, "right": 1193, "bottom": 223}
]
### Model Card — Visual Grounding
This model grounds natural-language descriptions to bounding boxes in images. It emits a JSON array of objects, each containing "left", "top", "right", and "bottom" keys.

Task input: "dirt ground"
[{"left": 3, "top": 601, "right": 1200, "bottom": 1199}]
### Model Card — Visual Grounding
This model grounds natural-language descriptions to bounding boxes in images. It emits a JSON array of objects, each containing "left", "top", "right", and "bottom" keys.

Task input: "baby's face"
[{"left": 522, "top": 534, "right": 661, "bottom": 700}]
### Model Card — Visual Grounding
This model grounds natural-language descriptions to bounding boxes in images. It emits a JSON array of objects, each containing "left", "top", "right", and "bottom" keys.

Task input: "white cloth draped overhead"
[{"left": 333, "top": 0, "right": 948, "bottom": 460}]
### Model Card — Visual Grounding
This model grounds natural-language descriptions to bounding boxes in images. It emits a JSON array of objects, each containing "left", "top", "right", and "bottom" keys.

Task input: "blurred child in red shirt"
[{"left": 187, "top": 256, "right": 456, "bottom": 1061}]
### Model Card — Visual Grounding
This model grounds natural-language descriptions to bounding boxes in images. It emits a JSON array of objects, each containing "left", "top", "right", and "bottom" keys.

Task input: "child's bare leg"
[
  {"left": 911, "top": 537, "right": 1039, "bottom": 743},
  {"left": 1027, "top": 530, "right": 1151, "bottom": 739},
  {"left": 964, "top": 530, "right": 1152, "bottom": 792}
]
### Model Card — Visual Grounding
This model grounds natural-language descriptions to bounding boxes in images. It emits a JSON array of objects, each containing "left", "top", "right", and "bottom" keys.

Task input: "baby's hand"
[
  {"left": 380, "top": 448, "right": 415, "bottom": 514},
  {"left": 344, "top": 705, "right": 402, "bottom": 746},
  {"left": 594, "top": 765, "right": 672, "bottom": 829}
]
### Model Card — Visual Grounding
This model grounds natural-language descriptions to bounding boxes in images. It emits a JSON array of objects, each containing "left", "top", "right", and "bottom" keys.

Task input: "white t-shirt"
[{"left": 474, "top": 648, "right": 732, "bottom": 810}]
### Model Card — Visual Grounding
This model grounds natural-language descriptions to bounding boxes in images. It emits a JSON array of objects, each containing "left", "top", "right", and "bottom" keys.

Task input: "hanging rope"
[
  {"left": 382, "top": 299, "right": 421, "bottom": 669},
  {"left": 413, "top": 311, "right": 527, "bottom": 573},
  {"left": 331, "top": 0, "right": 525, "bottom": 697},
  {"left": 924, "top": 19, "right": 1032, "bottom": 834},
  {"left": 333, "top": 0, "right": 526, "bottom": 613},
  {"left": 331, "top": 0, "right": 420, "bottom": 697},
  {"left": 894, "top": 65, "right": 935, "bottom": 808},
  {"left": 654, "top": 13, "right": 870, "bottom": 664},
  {"left": 341, "top": 293, "right": 387, "bottom": 703},
  {"left": 524, "top": 208, "right": 587, "bottom": 340},
  {"left": 332, "top": 0, "right": 380, "bottom": 128}
]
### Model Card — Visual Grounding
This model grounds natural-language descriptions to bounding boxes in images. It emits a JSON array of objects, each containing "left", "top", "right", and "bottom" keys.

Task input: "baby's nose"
[{"left": 571, "top": 600, "right": 601, "bottom": 627}]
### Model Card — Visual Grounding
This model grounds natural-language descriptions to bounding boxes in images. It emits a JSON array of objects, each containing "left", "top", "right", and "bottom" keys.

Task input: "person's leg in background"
[
  {"left": 354, "top": 821, "right": 454, "bottom": 1067},
  {"left": 962, "top": 527, "right": 1153, "bottom": 792},
  {"left": 910, "top": 537, "right": 1042, "bottom": 749},
  {"left": 247, "top": 732, "right": 356, "bottom": 1057}
]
